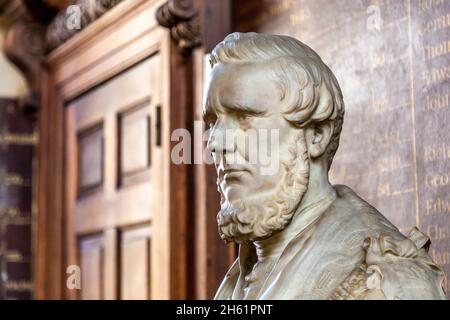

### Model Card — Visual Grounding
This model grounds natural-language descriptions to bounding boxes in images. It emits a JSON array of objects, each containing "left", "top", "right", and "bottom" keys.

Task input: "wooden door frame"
[
  {"left": 36, "top": 0, "right": 191, "bottom": 299},
  {"left": 191, "top": 0, "right": 236, "bottom": 299}
]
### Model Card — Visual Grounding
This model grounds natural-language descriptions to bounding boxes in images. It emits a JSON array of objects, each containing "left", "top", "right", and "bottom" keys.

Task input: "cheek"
[{"left": 249, "top": 166, "right": 284, "bottom": 194}]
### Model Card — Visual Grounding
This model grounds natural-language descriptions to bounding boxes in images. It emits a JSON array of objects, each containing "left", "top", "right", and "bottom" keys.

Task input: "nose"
[{"left": 207, "top": 119, "right": 236, "bottom": 154}]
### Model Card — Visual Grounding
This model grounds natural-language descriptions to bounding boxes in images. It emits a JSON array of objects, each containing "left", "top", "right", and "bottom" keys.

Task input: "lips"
[
  {"left": 219, "top": 166, "right": 251, "bottom": 182},
  {"left": 223, "top": 170, "right": 245, "bottom": 180}
]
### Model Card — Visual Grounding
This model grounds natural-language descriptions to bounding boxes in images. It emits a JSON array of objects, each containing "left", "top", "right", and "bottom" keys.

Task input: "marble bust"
[{"left": 203, "top": 32, "right": 446, "bottom": 300}]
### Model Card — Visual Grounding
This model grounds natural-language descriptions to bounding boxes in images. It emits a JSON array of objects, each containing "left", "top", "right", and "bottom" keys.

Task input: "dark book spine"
[{"left": 0, "top": 99, "right": 35, "bottom": 299}]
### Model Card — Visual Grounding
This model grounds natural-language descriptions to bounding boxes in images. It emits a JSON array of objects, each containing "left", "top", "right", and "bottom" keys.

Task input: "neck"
[{"left": 253, "top": 161, "right": 335, "bottom": 262}]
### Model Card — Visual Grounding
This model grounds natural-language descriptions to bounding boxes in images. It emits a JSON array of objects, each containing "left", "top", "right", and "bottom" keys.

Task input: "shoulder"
[
  {"left": 327, "top": 185, "right": 446, "bottom": 299},
  {"left": 214, "top": 258, "right": 240, "bottom": 300},
  {"left": 318, "top": 185, "right": 404, "bottom": 245},
  {"left": 361, "top": 228, "right": 446, "bottom": 299}
]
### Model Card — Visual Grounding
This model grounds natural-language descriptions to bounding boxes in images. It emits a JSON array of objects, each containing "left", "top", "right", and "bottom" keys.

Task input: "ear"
[{"left": 305, "top": 121, "right": 334, "bottom": 159}]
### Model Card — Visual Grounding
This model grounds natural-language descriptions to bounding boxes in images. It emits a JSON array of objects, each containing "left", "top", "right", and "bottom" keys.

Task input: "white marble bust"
[{"left": 203, "top": 32, "right": 446, "bottom": 300}]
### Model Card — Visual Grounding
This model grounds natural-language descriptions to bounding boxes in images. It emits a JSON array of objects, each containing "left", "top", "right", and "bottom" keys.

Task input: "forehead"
[{"left": 206, "top": 62, "right": 281, "bottom": 111}]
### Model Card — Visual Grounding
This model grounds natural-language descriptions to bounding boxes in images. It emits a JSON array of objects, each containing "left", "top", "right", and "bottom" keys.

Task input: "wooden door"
[
  {"left": 65, "top": 55, "right": 162, "bottom": 299},
  {"left": 34, "top": 0, "right": 187, "bottom": 299}
]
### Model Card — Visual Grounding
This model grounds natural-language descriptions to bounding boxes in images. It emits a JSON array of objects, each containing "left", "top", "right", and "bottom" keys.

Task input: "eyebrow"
[
  {"left": 223, "top": 102, "right": 267, "bottom": 116},
  {"left": 202, "top": 101, "right": 267, "bottom": 122}
]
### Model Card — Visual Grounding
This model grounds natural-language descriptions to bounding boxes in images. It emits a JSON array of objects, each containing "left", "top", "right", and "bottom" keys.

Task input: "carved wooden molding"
[
  {"left": 45, "top": 0, "right": 123, "bottom": 51},
  {"left": 3, "top": 20, "right": 46, "bottom": 93},
  {"left": 1, "top": 0, "right": 48, "bottom": 114},
  {"left": 156, "top": 0, "right": 201, "bottom": 54}
]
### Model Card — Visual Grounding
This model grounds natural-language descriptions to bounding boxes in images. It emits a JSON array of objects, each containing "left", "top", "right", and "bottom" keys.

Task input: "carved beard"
[{"left": 216, "top": 131, "right": 310, "bottom": 244}]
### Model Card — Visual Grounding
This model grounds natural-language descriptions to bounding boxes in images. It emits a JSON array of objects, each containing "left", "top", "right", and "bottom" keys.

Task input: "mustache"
[{"left": 217, "top": 163, "right": 253, "bottom": 180}]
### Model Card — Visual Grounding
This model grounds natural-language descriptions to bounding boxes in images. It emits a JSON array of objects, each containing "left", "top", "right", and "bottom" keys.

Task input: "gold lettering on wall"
[
  {"left": 5, "top": 251, "right": 25, "bottom": 263},
  {"left": 376, "top": 154, "right": 411, "bottom": 172},
  {"left": 424, "top": 143, "right": 450, "bottom": 163},
  {"left": 422, "top": 64, "right": 450, "bottom": 85},
  {"left": 422, "top": 39, "right": 450, "bottom": 61},
  {"left": 425, "top": 171, "right": 450, "bottom": 189},
  {"left": 4, "top": 281, "right": 33, "bottom": 291},
  {"left": 0, "top": 207, "right": 20, "bottom": 218},
  {"left": 430, "top": 248, "right": 450, "bottom": 265},
  {"left": 0, "top": 131, "right": 37, "bottom": 145},
  {"left": 425, "top": 91, "right": 450, "bottom": 112},
  {"left": 0, "top": 173, "right": 29, "bottom": 187},
  {"left": 420, "top": 13, "right": 450, "bottom": 35},
  {"left": 377, "top": 183, "right": 392, "bottom": 198},
  {"left": 426, "top": 197, "right": 450, "bottom": 215},
  {"left": 427, "top": 224, "right": 450, "bottom": 240},
  {"left": 369, "top": 50, "right": 409, "bottom": 71},
  {"left": 374, "top": 130, "right": 402, "bottom": 149},
  {"left": 4, "top": 216, "right": 31, "bottom": 225},
  {"left": 418, "top": 0, "right": 445, "bottom": 13}
]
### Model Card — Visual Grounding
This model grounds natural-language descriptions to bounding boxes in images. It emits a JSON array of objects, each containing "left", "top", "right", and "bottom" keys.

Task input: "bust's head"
[{"left": 203, "top": 32, "right": 345, "bottom": 243}]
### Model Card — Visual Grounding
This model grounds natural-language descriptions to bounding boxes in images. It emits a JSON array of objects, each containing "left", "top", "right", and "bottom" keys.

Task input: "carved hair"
[{"left": 210, "top": 32, "right": 345, "bottom": 169}]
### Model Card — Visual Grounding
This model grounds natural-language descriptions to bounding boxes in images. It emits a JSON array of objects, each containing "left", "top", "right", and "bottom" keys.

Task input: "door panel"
[
  {"left": 77, "top": 122, "right": 104, "bottom": 195},
  {"left": 66, "top": 54, "right": 163, "bottom": 299},
  {"left": 118, "top": 99, "right": 153, "bottom": 187},
  {"left": 40, "top": 0, "right": 178, "bottom": 299},
  {"left": 79, "top": 235, "right": 104, "bottom": 300},
  {"left": 120, "top": 225, "right": 151, "bottom": 299}
]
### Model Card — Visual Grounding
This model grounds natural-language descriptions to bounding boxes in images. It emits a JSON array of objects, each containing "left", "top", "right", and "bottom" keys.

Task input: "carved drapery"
[
  {"left": 156, "top": 0, "right": 201, "bottom": 54},
  {"left": 45, "top": 0, "right": 123, "bottom": 51}
]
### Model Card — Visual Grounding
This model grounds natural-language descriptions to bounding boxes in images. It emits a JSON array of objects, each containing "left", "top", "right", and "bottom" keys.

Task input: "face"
[
  {"left": 203, "top": 61, "right": 311, "bottom": 243},
  {"left": 204, "top": 62, "right": 294, "bottom": 203}
]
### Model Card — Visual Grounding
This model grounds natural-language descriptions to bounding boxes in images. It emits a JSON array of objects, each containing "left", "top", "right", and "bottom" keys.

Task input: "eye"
[
  {"left": 205, "top": 114, "right": 217, "bottom": 129},
  {"left": 237, "top": 113, "right": 248, "bottom": 122}
]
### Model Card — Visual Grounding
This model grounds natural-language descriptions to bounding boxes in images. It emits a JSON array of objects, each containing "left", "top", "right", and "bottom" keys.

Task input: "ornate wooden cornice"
[
  {"left": 1, "top": 0, "right": 48, "bottom": 113},
  {"left": 0, "top": 0, "right": 73, "bottom": 112},
  {"left": 45, "top": 0, "right": 123, "bottom": 51},
  {"left": 156, "top": 0, "right": 202, "bottom": 54}
]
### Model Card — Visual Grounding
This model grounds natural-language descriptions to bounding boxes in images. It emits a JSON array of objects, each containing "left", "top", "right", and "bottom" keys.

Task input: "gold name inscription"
[
  {"left": 427, "top": 224, "right": 450, "bottom": 241},
  {"left": 4, "top": 281, "right": 33, "bottom": 291},
  {"left": 430, "top": 248, "right": 450, "bottom": 265},
  {"left": 5, "top": 251, "right": 24, "bottom": 262},
  {"left": 418, "top": 0, "right": 445, "bottom": 13},
  {"left": 0, "top": 132, "right": 37, "bottom": 145},
  {"left": 376, "top": 155, "right": 410, "bottom": 172},
  {"left": 425, "top": 171, "right": 450, "bottom": 189},
  {"left": 375, "top": 130, "right": 402, "bottom": 149},
  {"left": 370, "top": 49, "right": 408, "bottom": 71},
  {"left": 420, "top": 13, "right": 450, "bottom": 35},
  {"left": 426, "top": 197, "right": 450, "bottom": 215},
  {"left": 0, "top": 207, "right": 20, "bottom": 218},
  {"left": 422, "top": 39, "right": 450, "bottom": 61},
  {"left": 0, "top": 173, "right": 28, "bottom": 187},
  {"left": 425, "top": 91, "right": 449, "bottom": 112},
  {"left": 424, "top": 143, "right": 450, "bottom": 163},
  {"left": 422, "top": 64, "right": 450, "bottom": 86}
]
